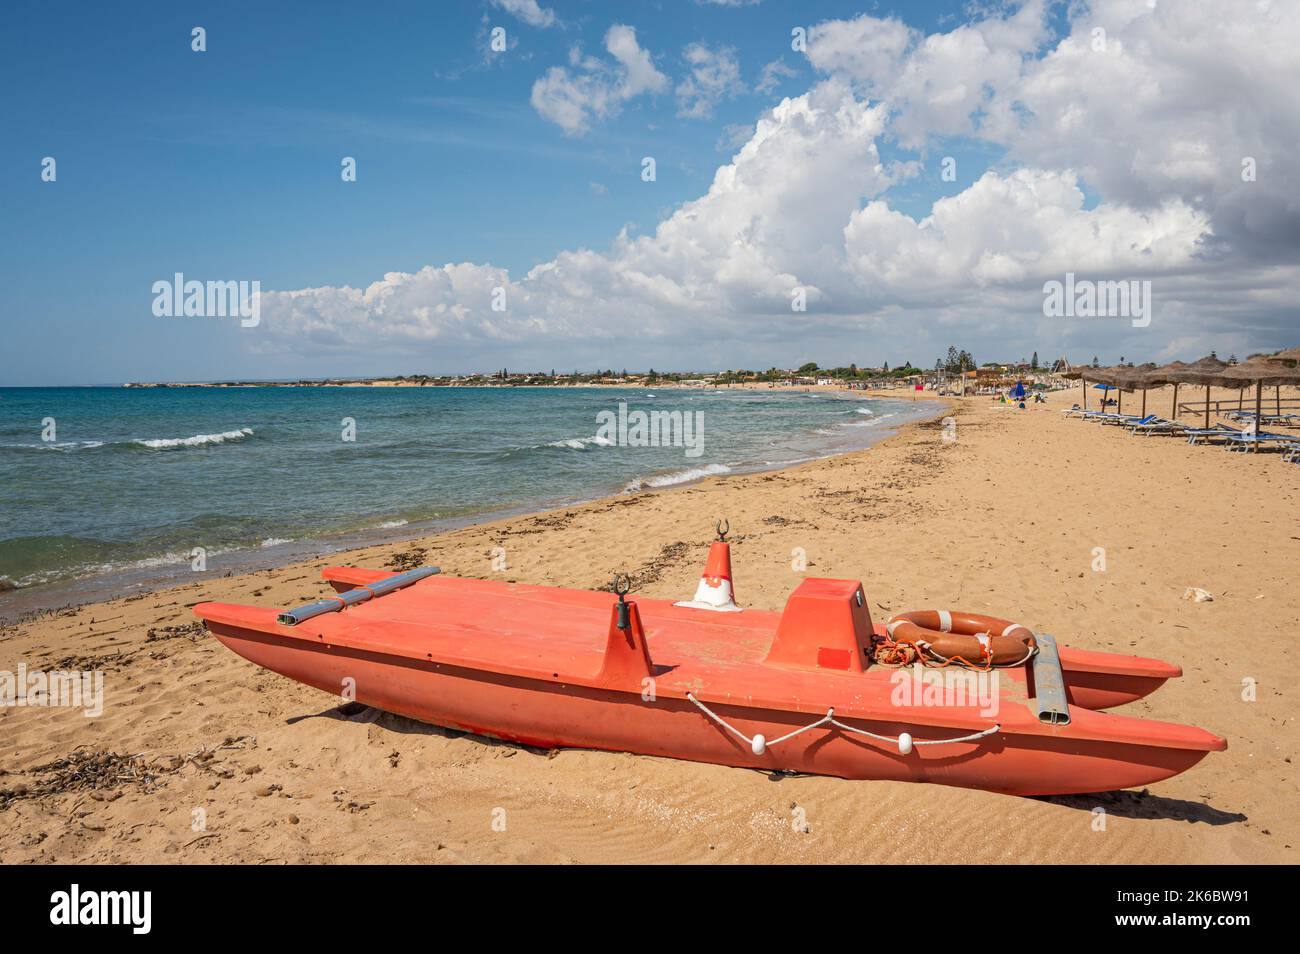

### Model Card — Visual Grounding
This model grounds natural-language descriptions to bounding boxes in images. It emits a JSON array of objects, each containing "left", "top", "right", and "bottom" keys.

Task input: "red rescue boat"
[{"left": 193, "top": 546, "right": 1224, "bottom": 797}]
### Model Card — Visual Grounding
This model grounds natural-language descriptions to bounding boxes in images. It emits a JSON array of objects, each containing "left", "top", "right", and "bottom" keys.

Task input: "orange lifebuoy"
[{"left": 885, "top": 610, "right": 1036, "bottom": 668}]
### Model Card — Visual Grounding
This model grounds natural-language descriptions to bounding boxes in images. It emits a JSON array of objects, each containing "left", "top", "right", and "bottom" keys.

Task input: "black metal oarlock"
[
  {"left": 715, "top": 518, "right": 729, "bottom": 542},
  {"left": 612, "top": 573, "right": 632, "bottom": 631}
]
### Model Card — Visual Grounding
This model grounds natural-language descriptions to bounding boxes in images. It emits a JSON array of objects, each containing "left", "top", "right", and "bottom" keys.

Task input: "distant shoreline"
[
  {"left": 117, "top": 378, "right": 945, "bottom": 392},
  {"left": 116, "top": 370, "right": 970, "bottom": 391},
  {"left": 114, "top": 376, "right": 956, "bottom": 400},
  {"left": 120, "top": 379, "right": 689, "bottom": 388}
]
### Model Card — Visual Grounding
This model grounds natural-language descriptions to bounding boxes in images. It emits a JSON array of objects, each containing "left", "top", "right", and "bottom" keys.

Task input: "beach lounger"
[
  {"left": 1081, "top": 411, "right": 1134, "bottom": 424},
  {"left": 1184, "top": 426, "right": 1242, "bottom": 445},
  {"left": 1229, "top": 411, "right": 1300, "bottom": 427},
  {"left": 1127, "top": 417, "right": 1185, "bottom": 436},
  {"left": 1225, "top": 432, "right": 1293, "bottom": 452},
  {"left": 1099, "top": 412, "right": 1155, "bottom": 426},
  {"left": 1116, "top": 414, "right": 1159, "bottom": 430}
]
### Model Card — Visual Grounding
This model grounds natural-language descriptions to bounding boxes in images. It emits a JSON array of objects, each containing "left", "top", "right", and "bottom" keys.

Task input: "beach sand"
[{"left": 1, "top": 388, "right": 1296, "bottom": 864}]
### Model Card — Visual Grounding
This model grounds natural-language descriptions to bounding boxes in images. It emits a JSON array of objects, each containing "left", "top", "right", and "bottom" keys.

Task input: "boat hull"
[{"left": 206, "top": 619, "right": 1214, "bottom": 797}]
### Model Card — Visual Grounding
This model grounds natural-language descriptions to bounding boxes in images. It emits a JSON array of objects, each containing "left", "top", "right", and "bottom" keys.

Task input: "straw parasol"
[
  {"left": 1076, "top": 364, "right": 1138, "bottom": 412},
  {"left": 1111, "top": 363, "right": 1168, "bottom": 419},
  {"left": 1157, "top": 355, "right": 1232, "bottom": 428},
  {"left": 1134, "top": 358, "right": 1189, "bottom": 421},
  {"left": 1060, "top": 366, "right": 1097, "bottom": 409},
  {"left": 1260, "top": 347, "right": 1300, "bottom": 413},
  {"left": 1219, "top": 358, "right": 1300, "bottom": 449}
]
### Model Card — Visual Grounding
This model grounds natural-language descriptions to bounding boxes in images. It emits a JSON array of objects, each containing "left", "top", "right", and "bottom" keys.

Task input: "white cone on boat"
[{"left": 675, "top": 540, "right": 742, "bottom": 612}]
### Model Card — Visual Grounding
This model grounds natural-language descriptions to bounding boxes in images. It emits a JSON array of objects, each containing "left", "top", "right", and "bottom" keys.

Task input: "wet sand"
[{"left": 1, "top": 388, "right": 1296, "bottom": 864}]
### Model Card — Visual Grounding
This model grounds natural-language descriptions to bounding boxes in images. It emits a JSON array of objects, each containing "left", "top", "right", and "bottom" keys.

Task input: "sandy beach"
[{"left": 1, "top": 388, "right": 1296, "bottom": 865}]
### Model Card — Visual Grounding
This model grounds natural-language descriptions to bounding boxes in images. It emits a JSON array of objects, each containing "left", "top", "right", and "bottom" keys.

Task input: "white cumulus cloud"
[
  {"left": 843, "top": 169, "right": 1208, "bottom": 301},
  {"left": 490, "top": 0, "right": 557, "bottom": 29},
  {"left": 807, "top": 0, "right": 1048, "bottom": 148},
  {"left": 530, "top": 25, "right": 668, "bottom": 135}
]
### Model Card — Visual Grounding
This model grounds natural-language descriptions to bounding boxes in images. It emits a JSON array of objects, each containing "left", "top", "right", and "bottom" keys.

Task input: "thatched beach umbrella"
[
  {"left": 1115, "top": 363, "right": 1168, "bottom": 419},
  {"left": 1131, "top": 359, "right": 1189, "bottom": 421},
  {"left": 1065, "top": 363, "right": 1156, "bottom": 413},
  {"left": 1219, "top": 358, "right": 1300, "bottom": 450},
  {"left": 1258, "top": 347, "right": 1300, "bottom": 414},
  {"left": 1087, "top": 364, "right": 1144, "bottom": 414},
  {"left": 1065, "top": 368, "right": 1115, "bottom": 411},
  {"left": 1264, "top": 346, "right": 1300, "bottom": 365},
  {"left": 1159, "top": 355, "right": 1231, "bottom": 428}
]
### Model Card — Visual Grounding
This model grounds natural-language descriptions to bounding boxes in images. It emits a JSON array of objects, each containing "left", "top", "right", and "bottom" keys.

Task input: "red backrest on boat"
[{"left": 762, "top": 578, "right": 873, "bottom": 673}]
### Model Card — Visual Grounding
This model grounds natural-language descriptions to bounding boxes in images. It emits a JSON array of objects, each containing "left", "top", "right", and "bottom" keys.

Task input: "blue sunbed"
[
  {"left": 1184, "top": 426, "right": 1242, "bottom": 445},
  {"left": 1225, "top": 432, "right": 1292, "bottom": 452}
]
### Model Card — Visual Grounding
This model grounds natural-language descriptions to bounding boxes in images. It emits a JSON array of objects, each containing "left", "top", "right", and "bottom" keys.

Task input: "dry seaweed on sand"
[
  {"left": 48, "top": 651, "right": 128, "bottom": 671},
  {"left": 596, "top": 541, "right": 698, "bottom": 592},
  {"left": 0, "top": 735, "right": 255, "bottom": 810},
  {"left": 762, "top": 514, "right": 811, "bottom": 527},
  {"left": 144, "top": 621, "right": 205, "bottom": 642},
  {"left": 0, "top": 750, "right": 169, "bottom": 810},
  {"left": 386, "top": 546, "right": 428, "bottom": 572}
]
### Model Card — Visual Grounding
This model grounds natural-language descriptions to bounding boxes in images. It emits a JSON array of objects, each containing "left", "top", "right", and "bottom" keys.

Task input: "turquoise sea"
[{"left": 0, "top": 385, "right": 930, "bottom": 612}]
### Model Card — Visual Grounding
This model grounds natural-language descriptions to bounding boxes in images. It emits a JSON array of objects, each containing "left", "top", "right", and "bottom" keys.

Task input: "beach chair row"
[{"left": 1062, "top": 406, "right": 1300, "bottom": 460}]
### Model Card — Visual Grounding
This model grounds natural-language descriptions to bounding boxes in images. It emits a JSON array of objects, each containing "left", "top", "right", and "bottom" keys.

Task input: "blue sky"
[{"left": 2, "top": 1, "right": 1295, "bottom": 384}]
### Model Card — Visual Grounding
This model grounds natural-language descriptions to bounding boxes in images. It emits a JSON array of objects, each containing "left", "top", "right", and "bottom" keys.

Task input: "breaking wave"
[
  {"left": 134, "top": 427, "right": 254, "bottom": 449},
  {"left": 544, "top": 434, "right": 615, "bottom": 450},
  {"left": 1, "top": 429, "right": 255, "bottom": 453},
  {"left": 837, "top": 412, "right": 896, "bottom": 428},
  {"left": 624, "top": 462, "right": 731, "bottom": 492}
]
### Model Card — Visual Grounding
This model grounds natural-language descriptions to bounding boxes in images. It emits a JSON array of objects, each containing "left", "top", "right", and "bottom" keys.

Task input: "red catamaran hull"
[{"left": 195, "top": 569, "right": 1224, "bottom": 797}]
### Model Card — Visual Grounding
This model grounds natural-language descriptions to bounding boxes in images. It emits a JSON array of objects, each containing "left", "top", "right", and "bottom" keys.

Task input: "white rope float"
[{"left": 685, "top": 692, "right": 1000, "bottom": 756}]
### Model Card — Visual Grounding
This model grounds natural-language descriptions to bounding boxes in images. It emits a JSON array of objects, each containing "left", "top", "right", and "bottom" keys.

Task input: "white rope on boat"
[{"left": 684, "top": 692, "right": 1000, "bottom": 756}]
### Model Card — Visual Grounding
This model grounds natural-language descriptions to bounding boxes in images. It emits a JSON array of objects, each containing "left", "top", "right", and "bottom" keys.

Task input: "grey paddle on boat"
[{"left": 277, "top": 566, "right": 441, "bottom": 625}]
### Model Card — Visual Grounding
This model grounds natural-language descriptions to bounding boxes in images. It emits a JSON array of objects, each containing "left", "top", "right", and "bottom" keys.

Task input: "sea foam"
[
  {"left": 134, "top": 427, "right": 254, "bottom": 449},
  {"left": 625, "top": 462, "right": 731, "bottom": 492},
  {"left": 545, "top": 434, "right": 615, "bottom": 450}
]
